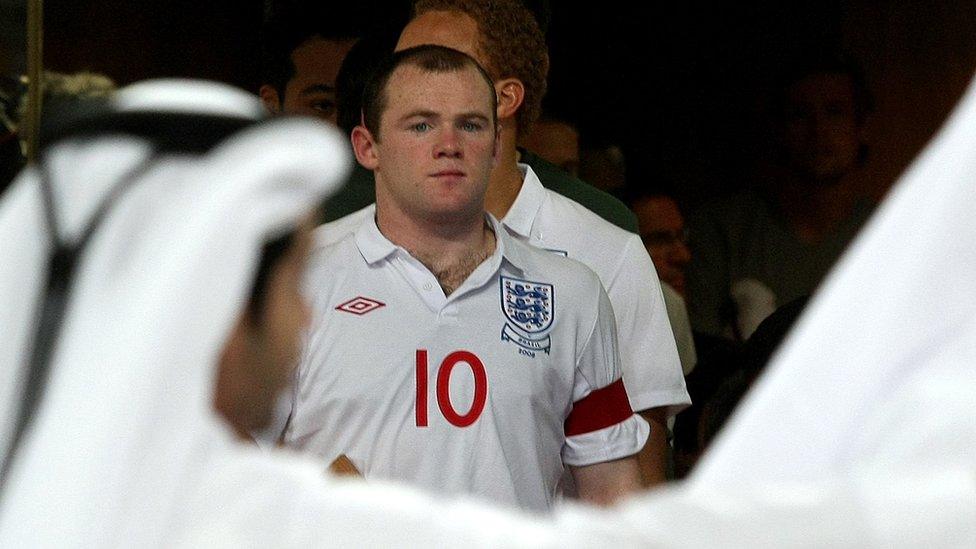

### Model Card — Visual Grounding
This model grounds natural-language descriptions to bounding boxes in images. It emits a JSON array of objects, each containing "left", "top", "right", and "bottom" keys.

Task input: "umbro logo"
[{"left": 335, "top": 296, "right": 386, "bottom": 315}]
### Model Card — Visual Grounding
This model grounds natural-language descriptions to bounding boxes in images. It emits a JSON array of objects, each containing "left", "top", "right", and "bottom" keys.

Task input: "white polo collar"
[
  {"left": 501, "top": 163, "right": 547, "bottom": 238},
  {"left": 354, "top": 211, "right": 530, "bottom": 274},
  {"left": 354, "top": 209, "right": 397, "bottom": 265}
]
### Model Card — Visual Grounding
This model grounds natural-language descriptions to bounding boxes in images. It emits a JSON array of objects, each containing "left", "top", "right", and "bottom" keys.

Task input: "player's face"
[
  {"left": 785, "top": 73, "right": 863, "bottom": 184},
  {"left": 365, "top": 64, "right": 498, "bottom": 224},
  {"left": 634, "top": 196, "right": 691, "bottom": 296},
  {"left": 278, "top": 37, "right": 356, "bottom": 123},
  {"left": 397, "top": 10, "right": 487, "bottom": 72},
  {"left": 214, "top": 221, "right": 313, "bottom": 435}
]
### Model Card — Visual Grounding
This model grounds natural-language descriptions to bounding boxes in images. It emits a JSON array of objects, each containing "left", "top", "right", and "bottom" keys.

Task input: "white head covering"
[{"left": 0, "top": 79, "right": 359, "bottom": 545}]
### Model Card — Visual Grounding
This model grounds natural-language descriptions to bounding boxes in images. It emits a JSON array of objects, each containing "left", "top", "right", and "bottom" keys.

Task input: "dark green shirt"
[{"left": 321, "top": 149, "right": 638, "bottom": 234}]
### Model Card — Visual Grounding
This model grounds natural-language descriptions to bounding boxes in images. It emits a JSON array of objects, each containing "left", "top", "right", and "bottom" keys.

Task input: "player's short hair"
[
  {"left": 260, "top": 4, "right": 365, "bottom": 98},
  {"left": 336, "top": 30, "right": 400, "bottom": 135},
  {"left": 361, "top": 45, "right": 498, "bottom": 141},
  {"left": 412, "top": 0, "right": 548, "bottom": 137}
]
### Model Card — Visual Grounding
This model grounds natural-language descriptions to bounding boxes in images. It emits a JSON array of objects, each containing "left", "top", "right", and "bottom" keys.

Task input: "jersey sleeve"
[
  {"left": 605, "top": 234, "right": 690, "bottom": 415},
  {"left": 562, "top": 280, "right": 650, "bottom": 467}
]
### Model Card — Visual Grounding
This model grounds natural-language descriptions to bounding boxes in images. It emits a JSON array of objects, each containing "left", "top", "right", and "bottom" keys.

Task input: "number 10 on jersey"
[{"left": 416, "top": 350, "right": 488, "bottom": 427}]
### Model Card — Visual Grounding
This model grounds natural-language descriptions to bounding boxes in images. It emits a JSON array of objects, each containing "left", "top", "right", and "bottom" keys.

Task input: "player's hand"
[{"left": 328, "top": 454, "right": 362, "bottom": 478}]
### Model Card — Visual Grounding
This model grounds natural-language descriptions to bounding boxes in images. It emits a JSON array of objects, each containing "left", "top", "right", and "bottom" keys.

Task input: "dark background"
[{"left": 18, "top": 1, "right": 976, "bottom": 209}]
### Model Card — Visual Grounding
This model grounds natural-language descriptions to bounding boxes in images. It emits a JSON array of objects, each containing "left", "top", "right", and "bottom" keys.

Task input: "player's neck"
[
  {"left": 375, "top": 198, "right": 497, "bottom": 296},
  {"left": 484, "top": 124, "right": 524, "bottom": 220},
  {"left": 412, "top": 224, "right": 496, "bottom": 295}
]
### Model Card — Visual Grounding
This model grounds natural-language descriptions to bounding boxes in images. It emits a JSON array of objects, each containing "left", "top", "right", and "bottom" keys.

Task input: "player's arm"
[
  {"left": 328, "top": 454, "right": 363, "bottom": 478},
  {"left": 569, "top": 454, "right": 641, "bottom": 506},
  {"left": 563, "top": 279, "right": 649, "bottom": 506},
  {"left": 608, "top": 236, "right": 691, "bottom": 486},
  {"left": 636, "top": 407, "right": 669, "bottom": 486}
]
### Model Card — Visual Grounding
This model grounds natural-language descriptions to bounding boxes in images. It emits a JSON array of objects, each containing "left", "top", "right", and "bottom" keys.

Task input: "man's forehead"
[{"left": 383, "top": 65, "right": 493, "bottom": 116}]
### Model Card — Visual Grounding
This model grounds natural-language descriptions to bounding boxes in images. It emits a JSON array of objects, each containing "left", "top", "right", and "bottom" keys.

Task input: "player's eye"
[
  {"left": 411, "top": 121, "right": 432, "bottom": 133},
  {"left": 310, "top": 100, "right": 337, "bottom": 117},
  {"left": 460, "top": 120, "right": 484, "bottom": 132}
]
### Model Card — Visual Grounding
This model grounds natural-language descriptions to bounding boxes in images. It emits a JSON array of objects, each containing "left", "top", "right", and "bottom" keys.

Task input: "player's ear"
[
  {"left": 258, "top": 84, "right": 282, "bottom": 114},
  {"left": 495, "top": 78, "right": 524, "bottom": 121},
  {"left": 351, "top": 125, "right": 380, "bottom": 170}
]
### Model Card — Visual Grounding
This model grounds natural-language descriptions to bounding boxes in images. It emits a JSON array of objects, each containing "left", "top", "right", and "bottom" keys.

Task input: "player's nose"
[{"left": 433, "top": 128, "right": 463, "bottom": 159}]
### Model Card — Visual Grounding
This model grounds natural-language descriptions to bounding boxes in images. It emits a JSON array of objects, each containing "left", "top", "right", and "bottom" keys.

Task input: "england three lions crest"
[{"left": 500, "top": 276, "right": 553, "bottom": 355}]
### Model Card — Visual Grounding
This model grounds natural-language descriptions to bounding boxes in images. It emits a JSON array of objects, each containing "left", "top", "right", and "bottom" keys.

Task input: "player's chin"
[
  {"left": 425, "top": 202, "right": 483, "bottom": 225},
  {"left": 426, "top": 191, "right": 481, "bottom": 213}
]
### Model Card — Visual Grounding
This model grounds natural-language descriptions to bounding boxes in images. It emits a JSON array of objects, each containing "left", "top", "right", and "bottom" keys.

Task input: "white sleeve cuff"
[{"left": 562, "top": 413, "right": 650, "bottom": 467}]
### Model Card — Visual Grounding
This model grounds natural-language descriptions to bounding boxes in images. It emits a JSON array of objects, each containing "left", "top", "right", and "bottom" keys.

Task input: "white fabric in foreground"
[{"left": 0, "top": 79, "right": 351, "bottom": 546}]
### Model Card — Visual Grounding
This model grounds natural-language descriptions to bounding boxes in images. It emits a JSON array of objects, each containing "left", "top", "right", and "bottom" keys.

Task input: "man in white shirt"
[
  {"left": 284, "top": 45, "right": 648, "bottom": 512},
  {"left": 318, "top": 0, "right": 689, "bottom": 486}
]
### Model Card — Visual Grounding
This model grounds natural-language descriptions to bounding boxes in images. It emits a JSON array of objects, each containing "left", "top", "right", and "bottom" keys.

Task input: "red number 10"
[{"left": 416, "top": 350, "right": 488, "bottom": 427}]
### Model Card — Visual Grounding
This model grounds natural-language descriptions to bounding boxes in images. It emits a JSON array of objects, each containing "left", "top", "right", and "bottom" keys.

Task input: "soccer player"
[
  {"left": 322, "top": 0, "right": 689, "bottom": 485},
  {"left": 282, "top": 45, "right": 648, "bottom": 511}
]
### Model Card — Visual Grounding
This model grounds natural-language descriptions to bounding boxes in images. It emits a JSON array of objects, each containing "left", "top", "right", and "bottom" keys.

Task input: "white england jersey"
[
  {"left": 315, "top": 165, "right": 690, "bottom": 416},
  {"left": 287, "top": 215, "right": 649, "bottom": 512}
]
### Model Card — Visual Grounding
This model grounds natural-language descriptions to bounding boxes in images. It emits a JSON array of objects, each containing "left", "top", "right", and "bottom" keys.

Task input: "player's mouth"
[{"left": 429, "top": 170, "right": 467, "bottom": 181}]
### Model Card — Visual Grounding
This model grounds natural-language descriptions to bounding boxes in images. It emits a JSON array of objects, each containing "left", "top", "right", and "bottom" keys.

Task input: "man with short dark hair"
[
  {"left": 283, "top": 45, "right": 648, "bottom": 511},
  {"left": 258, "top": 6, "right": 363, "bottom": 123},
  {"left": 321, "top": 0, "right": 638, "bottom": 233},
  {"left": 317, "top": 0, "right": 688, "bottom": 488}
]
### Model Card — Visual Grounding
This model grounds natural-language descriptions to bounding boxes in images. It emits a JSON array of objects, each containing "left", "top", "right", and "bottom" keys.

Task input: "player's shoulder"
[
  {"left": 306, "top": 207, "right": 373, "bottom": 278},
  {"left": 535, "top": 188, "right": 646, "bottom": 277},
  {"left": 313, "top": 204, "right": 375, "bottom": 249},
  {"left": 504, "top": 234, "right": 604, "bottom": 297},
  {"left": 543, "top": 188, "right": 638, "bottom": 244}
]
